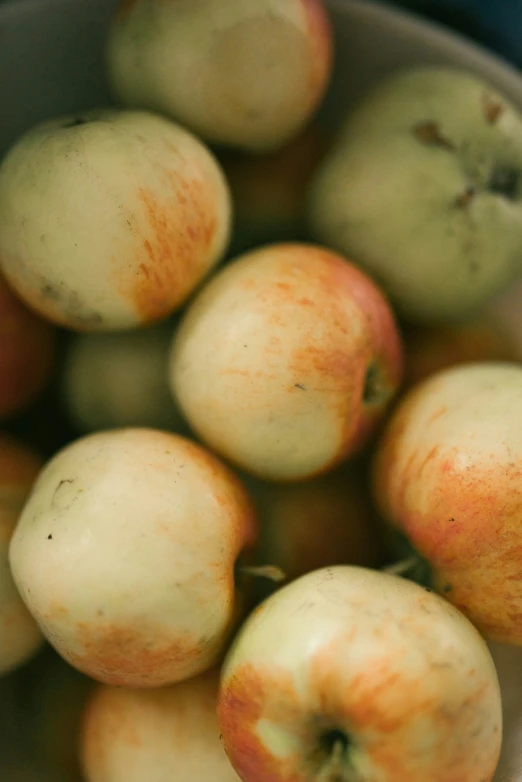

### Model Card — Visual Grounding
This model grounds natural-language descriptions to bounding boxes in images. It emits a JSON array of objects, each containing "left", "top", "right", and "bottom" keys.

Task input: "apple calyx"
[
  {"left": 412, "top": 117, "right": 521, "bottom": 205},
  {"left": 488, "top": 164, "right": 519, "bottom": 199}
]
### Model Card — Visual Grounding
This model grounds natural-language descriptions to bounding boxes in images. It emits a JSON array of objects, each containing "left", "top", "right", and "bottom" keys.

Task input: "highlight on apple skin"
[
  {"left": 8, "top": 428, "right": 258, "bottom": 687},
  {"left": 107, "top": 0, "right": 333, "bottom": 153},
  {"left": 218, "top": 565, "right": 502, "bottom": 782},
  {"left": 308, "top": 66, "right": 522, "bottom": 324},
  {"left": 81, "top": 669, "right": 240, "bottom": 782},
  {"left": 0, "top": 109, "right": 231, "bottom": 331},
  {"left": 373, "top": 361, "right": 522, "bottom": 645},
  {"left": 0, "top": 434, "right": 45, "bottom": 676},
  {"left": 170, "top": 243, "right": 403, "bottom": 482}
]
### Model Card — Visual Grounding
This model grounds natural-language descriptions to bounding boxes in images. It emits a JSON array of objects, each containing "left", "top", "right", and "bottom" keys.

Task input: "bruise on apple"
[
  {"left": 413, "top": 121, "right": 455, "bottom": 150},
  {"left": 483, "top": 93, "right": 504, "bottom": 125}
]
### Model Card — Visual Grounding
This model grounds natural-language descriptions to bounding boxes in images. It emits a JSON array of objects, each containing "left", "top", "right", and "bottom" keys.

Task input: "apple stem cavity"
[
  {"left": 362, "top": 363, "right": 390, "bottom": 408},
  {"left": 488, "top": 165, "right": 519, "bottom": 200},
  {"left": 316, "top": 730, "right": 360, "bottom": 782},
  {"left": 456, "top": 186, "right": 475, "bottom": 208},
  {"left": 413, "top": 121, "right": 454, "bottom": 151}
]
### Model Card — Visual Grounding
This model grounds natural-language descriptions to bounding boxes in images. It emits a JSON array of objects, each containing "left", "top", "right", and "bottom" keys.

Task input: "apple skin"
[
  {"left": 0, "top": 109, "right": 231, "bottom": 331},
  {"left": 8, "top": 428, "right": 257, "bottom": 687},
  {"left": 245, "top": 462, "right": 386, "bottom": 584},
  {"left": 308, "top": 66, "right": 522, "bottom": 324},
  {"left": 0, "top": 434, "right": 44, "bottom": 675},
  {"left": 373, "top": 362, "right": 522, "bottom": 645},
  {"left": 81, "top": 669, "right": 240, "bottom": 782},
  {"left": 220, "top": 125, "right": 329, "bottom": 255},
  {"left": 107, "top": 0, "right": 333, "bottom": 153},
  {"left": 62, "top": 322, "right": 188, "bottom": 435},
  {"left": 218, "top": 565, "right": 502, "bottom": 782},
  {"left": 0, "top": 275, "right": 55, "bottom": 420},
  {"left": 402, "top": 314, "right": 519, "bottom": 390},
  {"left": 170, "top": 243, "right": 403, "bottom": 482}
]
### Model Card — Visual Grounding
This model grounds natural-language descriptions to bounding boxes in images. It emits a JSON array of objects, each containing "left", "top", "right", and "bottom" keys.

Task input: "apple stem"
[
  {"left": 318, "top": 739, "right": 354, "bottom": 782},
  {"left": 240, "top": 564, "right": 286, "bottom": 583},
  {"left": 382, "top": 555, "right": 419, "bottom": 577}
]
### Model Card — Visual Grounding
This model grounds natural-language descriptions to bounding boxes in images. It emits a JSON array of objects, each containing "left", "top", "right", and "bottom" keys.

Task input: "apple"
[
  {"left": 246, "top": 461, "right": 386, "bottom": 584},
  {"left": 107, "top": 0, "right": 333, "bottom": 153},
  {"left": 220, "top": 125, "right": 329, "bottom": 255},
  {"left": 170, "top": 243, "right": 403, "bottom": 482},
  {"left": 62, "top": 322, "right": 189, "bottom": 435},
  {"left": 0, "top": 275, "right": 55, "bottom": 420},
  {"left": 81, "top": 669, "right": 240, "bottom": 782},
  {"left": 21, "top": 649, "right": 93, "bottom": 782},
  {"left": 0, "top": 109, "right": 231, "bottom": 331},
  {"left": 9, "top": 428, "right": 257, "bottom": 687},
  {"left": 402, "top": 313, "right": 519, "bottom": 390},
  {"left": 373, "top": 361, "right": 522, "bottom": 645},
  {"left": 0, "top": 434, "right": 44, "bottom": 675},
  {"left": 218, "top": 565, "right": 502, "bottom": 782},
  {"left": 308, "top": 66, "right": 522, "bottom": 324}
]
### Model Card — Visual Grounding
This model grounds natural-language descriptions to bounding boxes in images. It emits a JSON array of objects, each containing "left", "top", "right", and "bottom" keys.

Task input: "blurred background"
[{"left": 387, "top": 0, "right": 522, "bottom": 67}]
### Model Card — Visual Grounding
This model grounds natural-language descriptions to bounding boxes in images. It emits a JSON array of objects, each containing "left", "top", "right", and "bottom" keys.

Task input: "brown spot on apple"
[
  {"left": 413, "top": 121, "right": 455, "bottom": 151},
  {"left": 483, "top": 94, "right": 504, "bottom": 125}
]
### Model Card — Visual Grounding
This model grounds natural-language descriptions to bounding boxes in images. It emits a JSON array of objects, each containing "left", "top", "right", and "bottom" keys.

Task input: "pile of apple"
[{"left": 2, "top": 0, "right": 522, "bottom": 780}]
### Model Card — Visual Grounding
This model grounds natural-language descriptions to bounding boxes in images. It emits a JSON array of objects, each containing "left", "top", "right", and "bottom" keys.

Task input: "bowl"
[{"left": 1, "top": 0, "right": 522, "bottom": 779}]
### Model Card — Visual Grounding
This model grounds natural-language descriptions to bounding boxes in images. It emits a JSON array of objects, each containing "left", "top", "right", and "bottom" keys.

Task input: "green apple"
[
  {"left": 309, "top": 66, "right": 522, "bottom": 324},
  {"left": 62, "top": 322, "right": 188, "bottom": 434}
]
